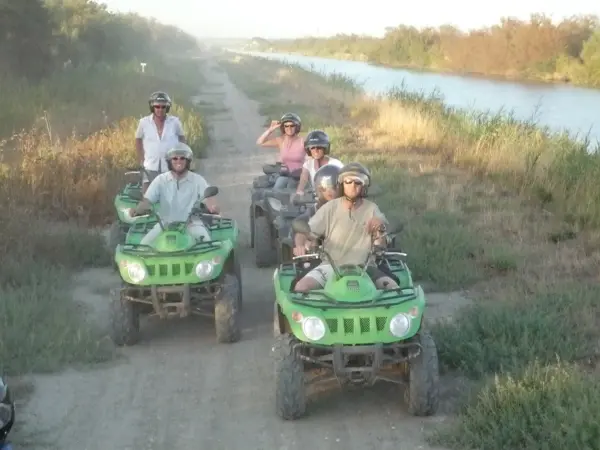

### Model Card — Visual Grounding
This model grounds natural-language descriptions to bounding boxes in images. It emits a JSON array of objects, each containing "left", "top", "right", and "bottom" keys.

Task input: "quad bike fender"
[{"left": 115, "top": 240, "right": 234, "bottom": 286}]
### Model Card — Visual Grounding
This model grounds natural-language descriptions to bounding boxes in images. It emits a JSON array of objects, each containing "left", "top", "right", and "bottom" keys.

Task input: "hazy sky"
[{"left": 99, "top": 0, "right": 600, "bottom": 39}]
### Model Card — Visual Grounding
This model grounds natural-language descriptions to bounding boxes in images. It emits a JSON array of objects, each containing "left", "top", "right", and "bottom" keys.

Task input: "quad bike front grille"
[
  {"left": 325, "top": 316, "right": 388, "bottom": 335},
  {"left": 146, "top": 262, "right": 195, "bottom": 278}
]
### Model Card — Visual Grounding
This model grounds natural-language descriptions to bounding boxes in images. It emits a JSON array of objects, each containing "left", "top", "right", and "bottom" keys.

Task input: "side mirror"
[
  {"left": 292, "top": 218, "right": 312, "bottom": 235},
  {"left": 203, "top": 186, "right": 219, "bottom": 198}
]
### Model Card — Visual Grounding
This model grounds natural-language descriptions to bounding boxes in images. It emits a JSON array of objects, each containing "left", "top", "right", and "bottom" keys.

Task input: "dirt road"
[{"left": 18, "top": 56, "right": 459, "bottom": 450}]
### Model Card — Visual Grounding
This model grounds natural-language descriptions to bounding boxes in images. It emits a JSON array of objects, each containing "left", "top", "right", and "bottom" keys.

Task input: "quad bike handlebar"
[{"left": 291, "top": 219, "right": 404, "bottom": 281}]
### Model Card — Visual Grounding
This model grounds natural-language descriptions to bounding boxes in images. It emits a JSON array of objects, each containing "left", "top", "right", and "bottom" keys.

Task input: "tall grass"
[
  {"left": 219, "top": 52, "right": 600, "bottom": 450},
  {"left": 366, "top": 86, "right": 600, "bottom": 227},
  {"left": 0, "top": 57, "right": 208, "bottom": 375}
]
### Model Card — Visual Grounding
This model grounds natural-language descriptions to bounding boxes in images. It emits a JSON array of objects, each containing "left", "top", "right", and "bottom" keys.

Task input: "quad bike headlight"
[
  {"left": 389, "top": 313, "right": 411, "bottom": 338},
  {"left": 267, "top": 197, "right": 282, "bottom": 212},
  {"left": 126, "top": 262, "right": 146, "bottom": 283},
  {"left": 0, "top": 379, "right": 12, "bottom": 430},
  {"left": 301, "top": 316, "right": 326, "bottom": 341},
  {"left": 195, "top": 261, "right": 214, "bottom": 279},
  {"left": 0, "top": 403, "right": 11, "bottom": 430}
]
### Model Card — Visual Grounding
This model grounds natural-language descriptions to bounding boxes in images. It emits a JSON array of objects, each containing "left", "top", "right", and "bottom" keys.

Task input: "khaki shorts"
[{"left": 303, "top": 263, "right": 391, "bottom": 287}]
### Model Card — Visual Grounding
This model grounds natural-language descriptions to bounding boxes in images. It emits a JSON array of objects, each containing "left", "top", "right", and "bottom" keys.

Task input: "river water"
[{"left": 237, "top": 50, "right": 600, "bottom": 146}]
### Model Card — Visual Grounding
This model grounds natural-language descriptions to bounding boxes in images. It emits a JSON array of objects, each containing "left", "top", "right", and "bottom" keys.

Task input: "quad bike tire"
[
  {"left": 233, "top": 254, "right": 243, "bottom": 312},
  {"left": 274, "top": 334, "right": 306, "bottom": 420},
  {"left": 109, "top": 288, "right": 140, "bottom": 346},
  {"left": 214, "top": 274, "right": 241, "bottom": 343},
  {"left": 254, "top": 215, "right": 277, "bottom": 267},
  {"left": 249, "top": 206, "right": 255, "bottom": 248},
  {"left": 405, "top": 331, "right": 440, "bottom": 416},
  {"left": 107, "top": 222, "right": 126, "bottom": 250}
]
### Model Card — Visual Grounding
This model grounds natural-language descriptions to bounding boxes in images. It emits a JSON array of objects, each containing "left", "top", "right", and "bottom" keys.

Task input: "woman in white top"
[{"left": 295, "top": 130, "right": 344, "bottom": 195}]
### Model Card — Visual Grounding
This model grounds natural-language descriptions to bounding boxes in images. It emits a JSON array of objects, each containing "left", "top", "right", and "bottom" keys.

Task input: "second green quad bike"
[
  {"left": 111, "top": 185, "right": 243, "bottom": 346},
  {"left": 108, "top": 167, "right": 158, "bottom": 250},
  {"left": 272, "top": 218, "right": 439, "bottom": 420}
]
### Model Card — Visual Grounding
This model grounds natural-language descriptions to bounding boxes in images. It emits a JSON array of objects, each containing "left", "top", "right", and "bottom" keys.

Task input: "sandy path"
[{"left": 16, "top": 55, "right": 460, "bottom": 450}]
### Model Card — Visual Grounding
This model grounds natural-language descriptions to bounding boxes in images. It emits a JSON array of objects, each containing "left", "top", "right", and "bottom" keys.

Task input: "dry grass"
[
  {"left": 219, "top": 52, "right": 600, "bottom": 449},
  {"left": 0, "top": 57, "right": 209, "bottom": 376}
]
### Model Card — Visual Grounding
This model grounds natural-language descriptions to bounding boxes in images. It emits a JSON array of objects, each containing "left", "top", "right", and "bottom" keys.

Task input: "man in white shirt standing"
[{"left": 135, "top": 91, "right": 187, "bottom": 193}]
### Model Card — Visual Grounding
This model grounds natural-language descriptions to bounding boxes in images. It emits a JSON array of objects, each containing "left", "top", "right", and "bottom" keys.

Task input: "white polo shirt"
[
  {"left": 145, "top": 171, "right": 209, "bottom": 223},
  {"left": 303, "top": 157, "right": 344, "bottom": 183},
  {"left": 135, "top": 114, "right": 185, "bottom": 172}
]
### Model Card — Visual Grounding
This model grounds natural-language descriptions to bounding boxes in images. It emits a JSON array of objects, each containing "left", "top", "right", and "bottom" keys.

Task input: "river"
[{"left": 235, "top": 50, "right": 600, "bottom": 147}]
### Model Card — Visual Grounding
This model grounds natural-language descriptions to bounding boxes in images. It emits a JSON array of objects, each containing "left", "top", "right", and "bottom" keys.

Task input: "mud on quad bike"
[
  {"left": 249, "top": 163, "right": 303, "bottom": 267},
  {"left": 108, "top": 167, "right": 158, "bottom": 250},
  {"left": 0, "top": 377, "right": 15, "bottom": 450},
  {"left": 111, "top": 186, "right": 243, "bottom": 346},
  {"left": 271, "top": 219, "right": 439, "bottom": 420}
]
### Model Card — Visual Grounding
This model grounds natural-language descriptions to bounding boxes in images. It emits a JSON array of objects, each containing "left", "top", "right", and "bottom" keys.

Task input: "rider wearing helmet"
[
  {"left": 130, "top": 142, "right": 219, "bottom": 245},
  {"left": 295, "top": 130, "right": 343, "bottom": 195},
  {"left": 294, "top": 162, "right": 399, "bottom": 292},
  {"left": 256, "top": 112, "right": 305, "bottom": 189},
  {"left": 293, "top": 164, "right": 341, "bottom": 257},
  {"left": 135, "top": 91, "right": 186, "bottom": 193}
]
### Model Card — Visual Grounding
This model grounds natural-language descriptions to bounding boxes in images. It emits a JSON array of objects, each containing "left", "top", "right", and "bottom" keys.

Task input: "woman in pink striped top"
[{"left": 256, "top": 112, "right": 306, "bottom": 189}]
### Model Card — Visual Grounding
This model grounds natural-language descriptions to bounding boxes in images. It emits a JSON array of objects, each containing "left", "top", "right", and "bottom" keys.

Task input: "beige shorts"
[
  {"left": 303, "top": 263, "right": 392, "bottom": 287},
  {"left": 303, "top": 263, "right": 336, "bottom": 287}
]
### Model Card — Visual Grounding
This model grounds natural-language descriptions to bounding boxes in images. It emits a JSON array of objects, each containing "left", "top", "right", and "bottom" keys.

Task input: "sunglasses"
[
  {"left": 283, "top": 124, "right": 296, "bottom": 128},
  {"left": 309, "top": 146, "right": 325, "bottom": 151},
  {"left": 171, "top": 156, "right": 186, "bottom": 161},
  {"left": 153, "top": 104, "right": 167, "bottom": 109},
  {"left": 344, "top": 179, "right": 363, "bottom": 186}
]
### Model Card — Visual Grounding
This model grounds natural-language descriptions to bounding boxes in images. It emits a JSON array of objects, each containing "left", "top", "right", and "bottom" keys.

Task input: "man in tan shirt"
[{"left": 294, "top": 162, "right": 399, "bottom": 292}]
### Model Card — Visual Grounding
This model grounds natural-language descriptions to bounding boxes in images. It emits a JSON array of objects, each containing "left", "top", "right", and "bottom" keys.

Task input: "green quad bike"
[
  {"left": 108, "top": 167, "right": 158, "bottom": 250},
  {"left": 111, "top": 186, "right": 243, "bottom": 346},
  {"left": 272, "top": 218, "right": 439, "bottom": 420}
]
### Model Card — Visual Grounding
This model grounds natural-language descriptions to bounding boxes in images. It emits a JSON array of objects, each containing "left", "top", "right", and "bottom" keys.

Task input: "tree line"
[
  {"left": 253, "top": 14, "right": 600, "bottom": 87},
  {"left": 1, "top": 0, "right": 198, "bottom": 80}
]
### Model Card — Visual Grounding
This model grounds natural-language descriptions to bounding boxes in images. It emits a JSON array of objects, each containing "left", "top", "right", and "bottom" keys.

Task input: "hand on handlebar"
[
  {"left": 366, "top": 217, "right": 385, "bottom": 234},
  {"left": 293, "top": 246, "right": 306, "bottom": 257}
]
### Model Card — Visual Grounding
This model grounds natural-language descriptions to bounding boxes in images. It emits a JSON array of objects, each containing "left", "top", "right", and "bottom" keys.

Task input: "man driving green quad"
[
  {"left": 129, "top": 142, "right": 220, "bottom": 244},
  {"left": 293, "top": 162, "right": 399, "bottom": 292},
  {"left": 292, "top": 164, "right": 341, "bottom": 257}
]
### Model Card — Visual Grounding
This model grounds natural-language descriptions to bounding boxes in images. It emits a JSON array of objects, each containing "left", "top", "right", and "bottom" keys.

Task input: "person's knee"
[
  {"left": 294, "top": 276, "right": 322, "bottom": 292},
  {"left": 375, "top": 276, "right": 399, "bottom": 290}
]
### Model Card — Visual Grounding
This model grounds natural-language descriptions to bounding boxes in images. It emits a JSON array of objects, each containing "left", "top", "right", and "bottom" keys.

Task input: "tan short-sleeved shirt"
[{"left": 308, "top": 198, "right": 387, "bottom": 266}]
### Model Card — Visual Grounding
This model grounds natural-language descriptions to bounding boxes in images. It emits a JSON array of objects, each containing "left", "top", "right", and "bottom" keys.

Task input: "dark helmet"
[
  {"left": 313, "top": 164, "right": 341, "bottom": 191},
  {"left": 149, "top": 91, "right": 172, "bottom": 113},
  {"left": 314, "top": 164, "right": 341, "bottom": 205},
  {"left": 279, "top": 112, "right": 301, "bottom": 134},
  {"left": 166, "top": 142, "right": 193, "bottom": 171},
  {"left": 337, "top": 162, "right": 371, "bottom": 198},
  {"left": 304, "top": 130, "right": 330, "bottom": 156},
  {"left": 0, "top": 377, "right": 15, "bottom": 443}
]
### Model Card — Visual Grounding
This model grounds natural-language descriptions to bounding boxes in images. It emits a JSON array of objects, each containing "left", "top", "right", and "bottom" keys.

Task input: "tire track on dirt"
[{"left": 17, "top": 54, "right": 452, "bottom": 450}]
